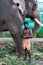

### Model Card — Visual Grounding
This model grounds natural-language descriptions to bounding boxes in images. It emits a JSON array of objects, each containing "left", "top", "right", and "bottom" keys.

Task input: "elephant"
[
  {"left": 0, "top": 0, "right": 43, "bottom": 56},
  {"left": 0, "top": 0, "right": 25, "bottom": 55}
]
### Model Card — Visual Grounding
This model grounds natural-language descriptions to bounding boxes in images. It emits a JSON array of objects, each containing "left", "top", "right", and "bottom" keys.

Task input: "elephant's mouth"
[{"left": 34, "top": 18, "right": 43, "bottom": 27}]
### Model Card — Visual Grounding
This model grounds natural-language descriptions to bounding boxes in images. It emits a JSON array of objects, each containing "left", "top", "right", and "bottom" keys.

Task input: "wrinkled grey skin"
[
  {"left": 0, "top": 0, "right": 26, "bottom": 54},
  {"left": 0, "top": 0, "right": 41, "bottom": 55}
]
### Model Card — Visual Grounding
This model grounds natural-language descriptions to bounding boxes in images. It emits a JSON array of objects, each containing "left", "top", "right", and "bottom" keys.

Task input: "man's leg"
[
  {"left": 24, "top": 48, "right": 27, "bottom": 60},
  {"left": 27, "top": 49, "right": 31, "bottom": 62}
]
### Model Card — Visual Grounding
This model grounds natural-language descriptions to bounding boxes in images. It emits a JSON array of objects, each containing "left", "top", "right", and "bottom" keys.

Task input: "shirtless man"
[{"left": 22, "top": 22, "right": 33, "bottom": 62}]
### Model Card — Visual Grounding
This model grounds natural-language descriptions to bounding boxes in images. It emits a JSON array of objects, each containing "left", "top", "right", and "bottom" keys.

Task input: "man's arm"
[{"left": 29, "top": 29, "right": 33, "bottom": 38}]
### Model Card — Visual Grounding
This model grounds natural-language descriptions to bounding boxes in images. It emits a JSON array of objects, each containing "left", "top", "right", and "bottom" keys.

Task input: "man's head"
[{"left": 24, "top": 22, "right": 28, "bottom": 28}]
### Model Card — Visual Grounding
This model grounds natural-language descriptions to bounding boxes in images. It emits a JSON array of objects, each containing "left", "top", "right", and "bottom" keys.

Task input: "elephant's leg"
[
  {"left": 6, "top": 21, "right": 23, "bottom": 55},
  {"left": 11, "top": 31, "right": 22, "bottom": 55},
  {"left": 5, "top": 6, "right": 24, "bottom": 56},
  {"left": 5, "top": 18, "right": 23, "bottom": 56}
]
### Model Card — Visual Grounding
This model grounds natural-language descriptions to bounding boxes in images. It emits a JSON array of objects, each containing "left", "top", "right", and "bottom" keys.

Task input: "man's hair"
[{"left": 24, "top": 22, "right": 28, "bottom": 25}]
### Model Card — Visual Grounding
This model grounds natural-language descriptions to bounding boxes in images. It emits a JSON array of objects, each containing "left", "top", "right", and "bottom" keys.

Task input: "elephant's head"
[
  {"left": 24, "top": 0, "right": 43, "bottom": 35},
  {"left": 25, "top": 0, "right": 37, "bottom": 16}
]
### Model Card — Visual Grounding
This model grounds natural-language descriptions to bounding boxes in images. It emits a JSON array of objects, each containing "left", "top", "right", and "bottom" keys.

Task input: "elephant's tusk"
[{"left": 34, "top": 18, "right": 43, "bottom": 27}]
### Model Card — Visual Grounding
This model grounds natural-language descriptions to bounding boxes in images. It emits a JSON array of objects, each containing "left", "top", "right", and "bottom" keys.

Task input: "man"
[{"left": 22, "top": 22, "right": 33, "bottom": 62}]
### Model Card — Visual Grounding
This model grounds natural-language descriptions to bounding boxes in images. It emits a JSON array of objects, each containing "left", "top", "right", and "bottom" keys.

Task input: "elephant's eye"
[
  {"left": 12, "top": 1, "right": 19, "bottom": 7},
  {"left": 16, "top": 3, "right": 19, "bottom": 7},
  {"left": 32, "top": 3, "right": 37, "bottom": 11}
]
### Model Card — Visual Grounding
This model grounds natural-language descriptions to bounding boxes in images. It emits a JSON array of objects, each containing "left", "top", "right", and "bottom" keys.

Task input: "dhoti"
[{"left": 22, "top": 39, "right": 31, "bottom": 50}]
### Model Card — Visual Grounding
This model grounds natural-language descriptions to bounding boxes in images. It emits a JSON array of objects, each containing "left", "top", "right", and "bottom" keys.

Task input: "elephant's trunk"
[{"left": 34, "top": 18, "right": 43, "bottom": 27}]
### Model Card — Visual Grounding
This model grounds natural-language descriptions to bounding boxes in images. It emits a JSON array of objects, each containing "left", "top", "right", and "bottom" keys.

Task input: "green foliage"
[
  {"left": 0, "top": 42, "right": 16, "bottom": 57},
  {"left": 37, "top": 47, "right": 43, "bottom": 52},
  {"left": 31, "top": 43, "right": 43, "bottom": 61},
  {"left": 0, "top": 31, "right": 11, "bottom": 37},
  {"left": 36, "top": 31, "right": 43, "bottom": 38},
  {"left": 0, "top": 42, "right": 43, "bottom": 65}
]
